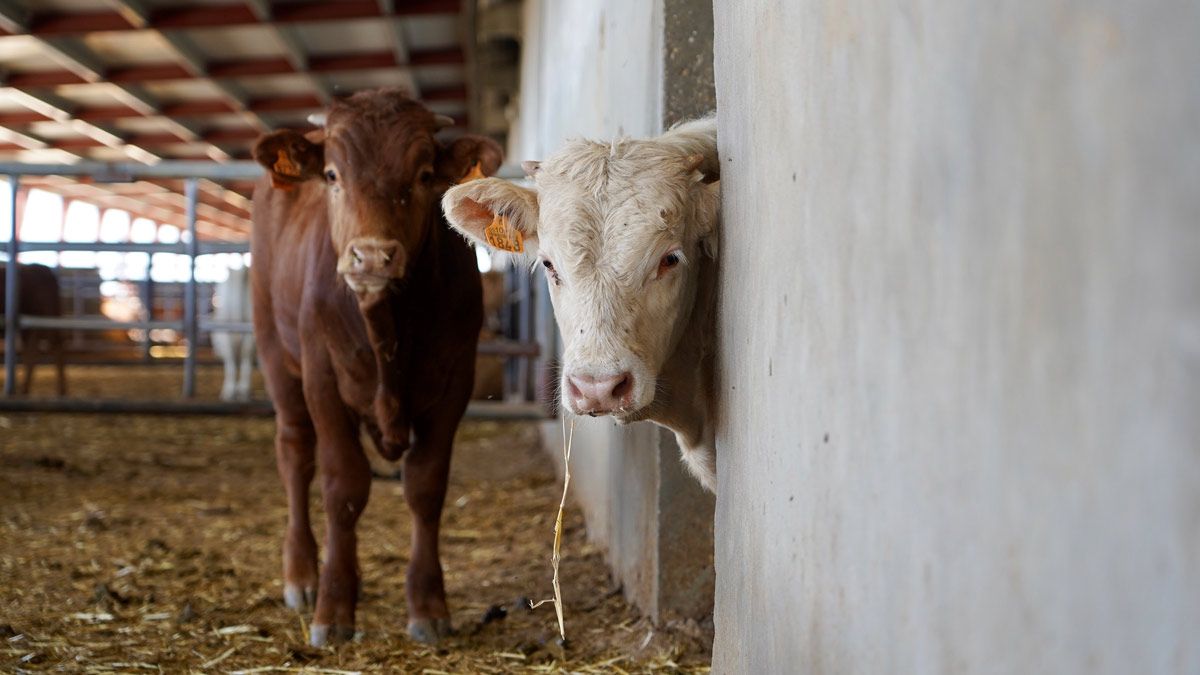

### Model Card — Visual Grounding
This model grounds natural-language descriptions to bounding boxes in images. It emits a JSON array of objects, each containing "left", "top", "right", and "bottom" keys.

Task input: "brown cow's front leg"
[
  {"left": 402, "top": 413, "right": 458, "bottom": 643},
  {"left": 276, "top": 418, "right": 318, "bottom": 611},
  {"left": 309, "top": 398, "right": 371, "bottom": 647}
]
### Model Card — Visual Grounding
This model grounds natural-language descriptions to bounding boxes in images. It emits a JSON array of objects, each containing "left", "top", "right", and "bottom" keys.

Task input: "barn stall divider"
[{"left": 0, "top": 160, "right": 548, "bottom": 420}]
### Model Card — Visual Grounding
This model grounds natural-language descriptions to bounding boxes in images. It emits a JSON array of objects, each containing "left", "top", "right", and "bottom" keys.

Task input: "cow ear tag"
[
  {"left": 484, "top": 213, "right": 524, "bottom": 253},
  {"left": 459, "top": 161, "right": 486, "bottom": 183},
  {"left": 273, "top": 149, "right": 302, "bottom": 178}
]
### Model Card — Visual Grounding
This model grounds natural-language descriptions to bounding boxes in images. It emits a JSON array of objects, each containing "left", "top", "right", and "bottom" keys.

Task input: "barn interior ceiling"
[{"left": 0, "top": 0, "right": 472, "bottom": 238}]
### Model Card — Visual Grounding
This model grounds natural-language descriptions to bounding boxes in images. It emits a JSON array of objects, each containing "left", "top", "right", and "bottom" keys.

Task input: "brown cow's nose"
[
  {"left": 566, "top": 372, "right": 634, "bottom": 414},
  {"left": 341, "top": 238, "right": 404, "bottom": 292}
]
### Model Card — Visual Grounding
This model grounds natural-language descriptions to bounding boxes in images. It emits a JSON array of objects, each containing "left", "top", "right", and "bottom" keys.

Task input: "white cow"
[
  {"left": 211, "top": 266, "right": 255, "bottom": 401},
  {"left": 442, "top": 117, "right": 721, "bottom": 491}
]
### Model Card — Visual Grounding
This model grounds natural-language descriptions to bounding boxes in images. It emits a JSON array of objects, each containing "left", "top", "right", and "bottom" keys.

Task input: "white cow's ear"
[{"left": 441, "top": 177, "right": 540, "bottom": 255}]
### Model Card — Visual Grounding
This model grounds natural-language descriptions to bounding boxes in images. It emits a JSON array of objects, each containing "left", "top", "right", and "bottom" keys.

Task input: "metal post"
[
  {"left": 181, "top": 178, "right": 198, "bottom": 398},
  {"left": 3, "top": 175, "right": 18, "bottom": 396},
  {"left": 141, "top": 260, "right": 154, "bottom": 362}
]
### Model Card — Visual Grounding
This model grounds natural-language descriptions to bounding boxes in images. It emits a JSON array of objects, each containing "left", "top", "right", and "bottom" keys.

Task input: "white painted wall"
[
  {"left": 511, "top": 0, "right": 670, "bottom": 606},
  {"left": 712, "top": 1, "right": 1200, "bottom": 672}
]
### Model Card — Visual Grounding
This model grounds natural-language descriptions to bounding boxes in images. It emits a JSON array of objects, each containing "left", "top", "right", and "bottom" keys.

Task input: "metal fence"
[{"left": 0, "top": 161, "right": 548, "bottom": 420}]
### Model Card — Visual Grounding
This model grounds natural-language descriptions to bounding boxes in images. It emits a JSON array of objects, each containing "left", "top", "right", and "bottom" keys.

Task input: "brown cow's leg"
[
  {"left": 276, "top": 415, "right": 318, "bottom": 611},
  {"left": 307, "top": 389, "right": 371, "bottom": 646},
  {"left": 402, "top": 409, "right": 461, "bottom": 643},
  {"left": 260, "top": 342, "right": 319, "bottom": 612}
]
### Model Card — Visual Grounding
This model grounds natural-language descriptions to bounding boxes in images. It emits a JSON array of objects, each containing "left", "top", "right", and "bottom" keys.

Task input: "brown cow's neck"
[{"left": 355, "top": 207, "right": 453, "bottom": 457}]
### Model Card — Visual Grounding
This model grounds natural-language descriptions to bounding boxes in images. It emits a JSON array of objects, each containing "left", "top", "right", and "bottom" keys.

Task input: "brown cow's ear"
[
  {"left": 441, "top": 177, "right": 539, "bottom": 255},
  {"left": 253, "top": 130, "right": 324, "bottom": 190},
  {"left": 437, "top": 134, "right": 504, "bottom": 183}
]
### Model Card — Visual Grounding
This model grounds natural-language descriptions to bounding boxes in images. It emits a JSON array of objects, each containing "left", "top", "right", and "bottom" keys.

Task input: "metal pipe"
[
  {"left": 0, "top": 314, "right": 532, "bottom": 346},
  {"left": 11, "top": 316, "right": 185, "bottom": 331},
  {"left": 181, "top": 178, "right": 198, "bottom": 398},
  {"left": 0, "top": 160, "right": 264, "bottom": 181},
  {"left": 3, "top": 175, "right": 18, "bottom": 396},
  {"left": 16, "top": 241, "right": 250, "bottom": 254}
]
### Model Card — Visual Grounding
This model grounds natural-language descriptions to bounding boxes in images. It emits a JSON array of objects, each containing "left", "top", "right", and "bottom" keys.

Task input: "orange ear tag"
[
  {"left": 484, "top": 213, "right": 524, "bottom": 253},
  {"left": 459, "top": 161, "right": 486, "bottom": 184},
  {"left": 273, "top": 149, "right": 301, "bottom": 177}
]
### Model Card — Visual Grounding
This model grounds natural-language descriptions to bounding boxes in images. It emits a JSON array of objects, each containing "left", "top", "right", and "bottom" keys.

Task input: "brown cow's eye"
[
  {"left": 324, "top": 169, "right": 337, "bottom": 183},
  {"left": 419, "top": 169, "right": 434, "bottom": 185}
]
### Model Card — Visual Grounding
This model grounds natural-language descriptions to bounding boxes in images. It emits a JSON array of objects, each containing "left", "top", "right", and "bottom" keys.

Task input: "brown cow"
[
  {"left": 0, "top": 262, "right": 67, "bottom": 396},
  {"left": 250, "top": 89, "right": 501, "bottom": 646}
]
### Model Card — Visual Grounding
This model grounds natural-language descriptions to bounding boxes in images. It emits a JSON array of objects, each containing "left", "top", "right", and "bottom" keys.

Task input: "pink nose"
[
  {"left": 566, "top": 372, "right": 634, "bottom": 414},
  {"left": 344, "top": 238, "right": 403, "bottom": 278}
]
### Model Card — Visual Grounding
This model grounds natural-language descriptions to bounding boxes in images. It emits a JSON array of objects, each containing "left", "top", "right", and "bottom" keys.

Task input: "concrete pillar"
[{"left": 711, "top": 0, "right": 1200, "bottom": 671}]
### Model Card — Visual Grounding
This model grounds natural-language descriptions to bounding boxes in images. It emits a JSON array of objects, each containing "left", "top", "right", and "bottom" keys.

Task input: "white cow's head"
[{"left": 443, "top": 120, "right": 719, "bottom": 420}]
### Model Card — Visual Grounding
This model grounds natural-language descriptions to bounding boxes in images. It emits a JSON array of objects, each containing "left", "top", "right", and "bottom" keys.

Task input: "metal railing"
[{"left": 0, "top": 161, "right": 548, "bottom": 419}]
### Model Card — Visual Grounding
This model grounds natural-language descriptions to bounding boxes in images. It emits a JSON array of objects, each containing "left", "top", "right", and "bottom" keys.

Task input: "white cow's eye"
[
  {"left": 541, "top": 258, "right": 560, "bottom": 286},
  {"left": 656, "top": 250, "right": 683, "bottom": 279}
]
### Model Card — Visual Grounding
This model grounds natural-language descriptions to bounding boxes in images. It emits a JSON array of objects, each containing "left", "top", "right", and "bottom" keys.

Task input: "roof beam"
[
  {"left": 1, "top": 127, "right": 261, "bottom": 151},
  {"left": 0, "top": 126, "right": 49, "bottom": 150},
  {"left": 378, "top": 0, "right": 420, "bottom": 97},
  {"left": 109, "top": 8, "right": 273, "bottom": 135},
  {"left": 25, "top": 178, "right": 246, "bottom": 240},
  {"left": 270, "top": 24, "right": 333, "bottom": 105},
  {"left": 5, "top": 47, "right": 464, "bottom": 88},
  {"left": 0, "top": 116, "right": 461, "bottom": 153},
  {"left": 1, "top": 87, "right": 162, "bottom": 164},
  {"left": 0, "top": 26, "right": 215, "bottom": 163},
  {"left": 0, "top": 0, "right": 30, "bottom": 33},
  {"left": 104, "top": 0, "right": 151, "bottom": 28},
  {"left": 0, "top": 88, "right": 466, "bottom": 126},
  {"left": 2, "top": 1, "right": 460, "bottom": 37}
]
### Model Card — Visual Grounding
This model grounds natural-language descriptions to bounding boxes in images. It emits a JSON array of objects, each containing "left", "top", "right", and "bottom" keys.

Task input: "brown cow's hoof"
[
  {"left": 309, "top": 623, "right": 355, "bottom": 647},
  {"left": 283, "top": 584, "right": 316, "bottom": 611},
  {"left": 407, "top": 617, "right": 453, "bottom": 644}
]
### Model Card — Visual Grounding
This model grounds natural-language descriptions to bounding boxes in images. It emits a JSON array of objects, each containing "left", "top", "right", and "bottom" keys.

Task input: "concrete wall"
[
  {"left": 712, "top": 1, "right": 1200, "bottom": 673},
  {"left": 513, "top": 0, "right": 715, "bottom": 621}
]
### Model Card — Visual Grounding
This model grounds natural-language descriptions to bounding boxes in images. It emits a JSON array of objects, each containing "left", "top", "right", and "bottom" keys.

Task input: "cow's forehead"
[{"left": 539, "top": 155, "right": 691, "bottom": 228}]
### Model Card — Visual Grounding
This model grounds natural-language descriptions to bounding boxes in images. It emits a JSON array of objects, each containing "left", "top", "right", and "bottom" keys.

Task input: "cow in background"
[
  {"left": 211, "top": 266, "right": 255, "bottom": 401},
  {"left": 251, "top": 89, "right": 501, "bottom": 645},
  {"left": 442, "top": 116, "right": 721, "bottom": 491},
  {"left": 0, "top": 262, "right": 67, "bottom": 396}
]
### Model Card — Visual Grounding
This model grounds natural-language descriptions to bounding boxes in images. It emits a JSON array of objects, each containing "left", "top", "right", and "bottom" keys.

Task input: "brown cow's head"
[{"left": 254, "top": 89, "right": 502, "bottom": 297}]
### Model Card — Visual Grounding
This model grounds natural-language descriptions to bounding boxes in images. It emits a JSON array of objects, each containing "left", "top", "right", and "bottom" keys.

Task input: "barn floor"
[{"left": 0, "top": 367, "right": 711, "bottom": 673}]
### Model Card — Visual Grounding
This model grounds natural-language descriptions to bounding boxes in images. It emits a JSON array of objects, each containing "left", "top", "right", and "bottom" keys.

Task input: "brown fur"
[
  {"left": 0, "top": 262, "right": 67, "bottom": 396},
  {"left": 250, "top": 89, "right": 502, "bottom": 643}
]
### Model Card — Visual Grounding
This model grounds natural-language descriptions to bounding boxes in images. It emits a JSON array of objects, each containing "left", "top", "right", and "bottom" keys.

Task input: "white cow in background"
[
  {"left": 442, "top": 116, "right": 721, "bottom": 491},
  {"left": 212, "top": 266, "right": 255, "bottom": 401}
]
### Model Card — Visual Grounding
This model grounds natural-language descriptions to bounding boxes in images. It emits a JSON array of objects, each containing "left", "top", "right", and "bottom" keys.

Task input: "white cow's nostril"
[
  {"left": 352, "top": 248, "right": 363, "bottom": 264},
  {"left": 567, "top": 371, "right": 634, "bottom": 413}
]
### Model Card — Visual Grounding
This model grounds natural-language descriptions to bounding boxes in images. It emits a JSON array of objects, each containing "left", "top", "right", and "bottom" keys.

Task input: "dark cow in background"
[
  {"left": 0, "top": 262, "right": 67, "bottom": 396},
  {"left": 251, "top": 89, "right": 501, "bottom": 646}
]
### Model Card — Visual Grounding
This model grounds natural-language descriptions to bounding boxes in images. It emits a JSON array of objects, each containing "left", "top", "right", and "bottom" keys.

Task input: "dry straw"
[{"left": 530, "top": 417, "right": 575, "bottom": 641}]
